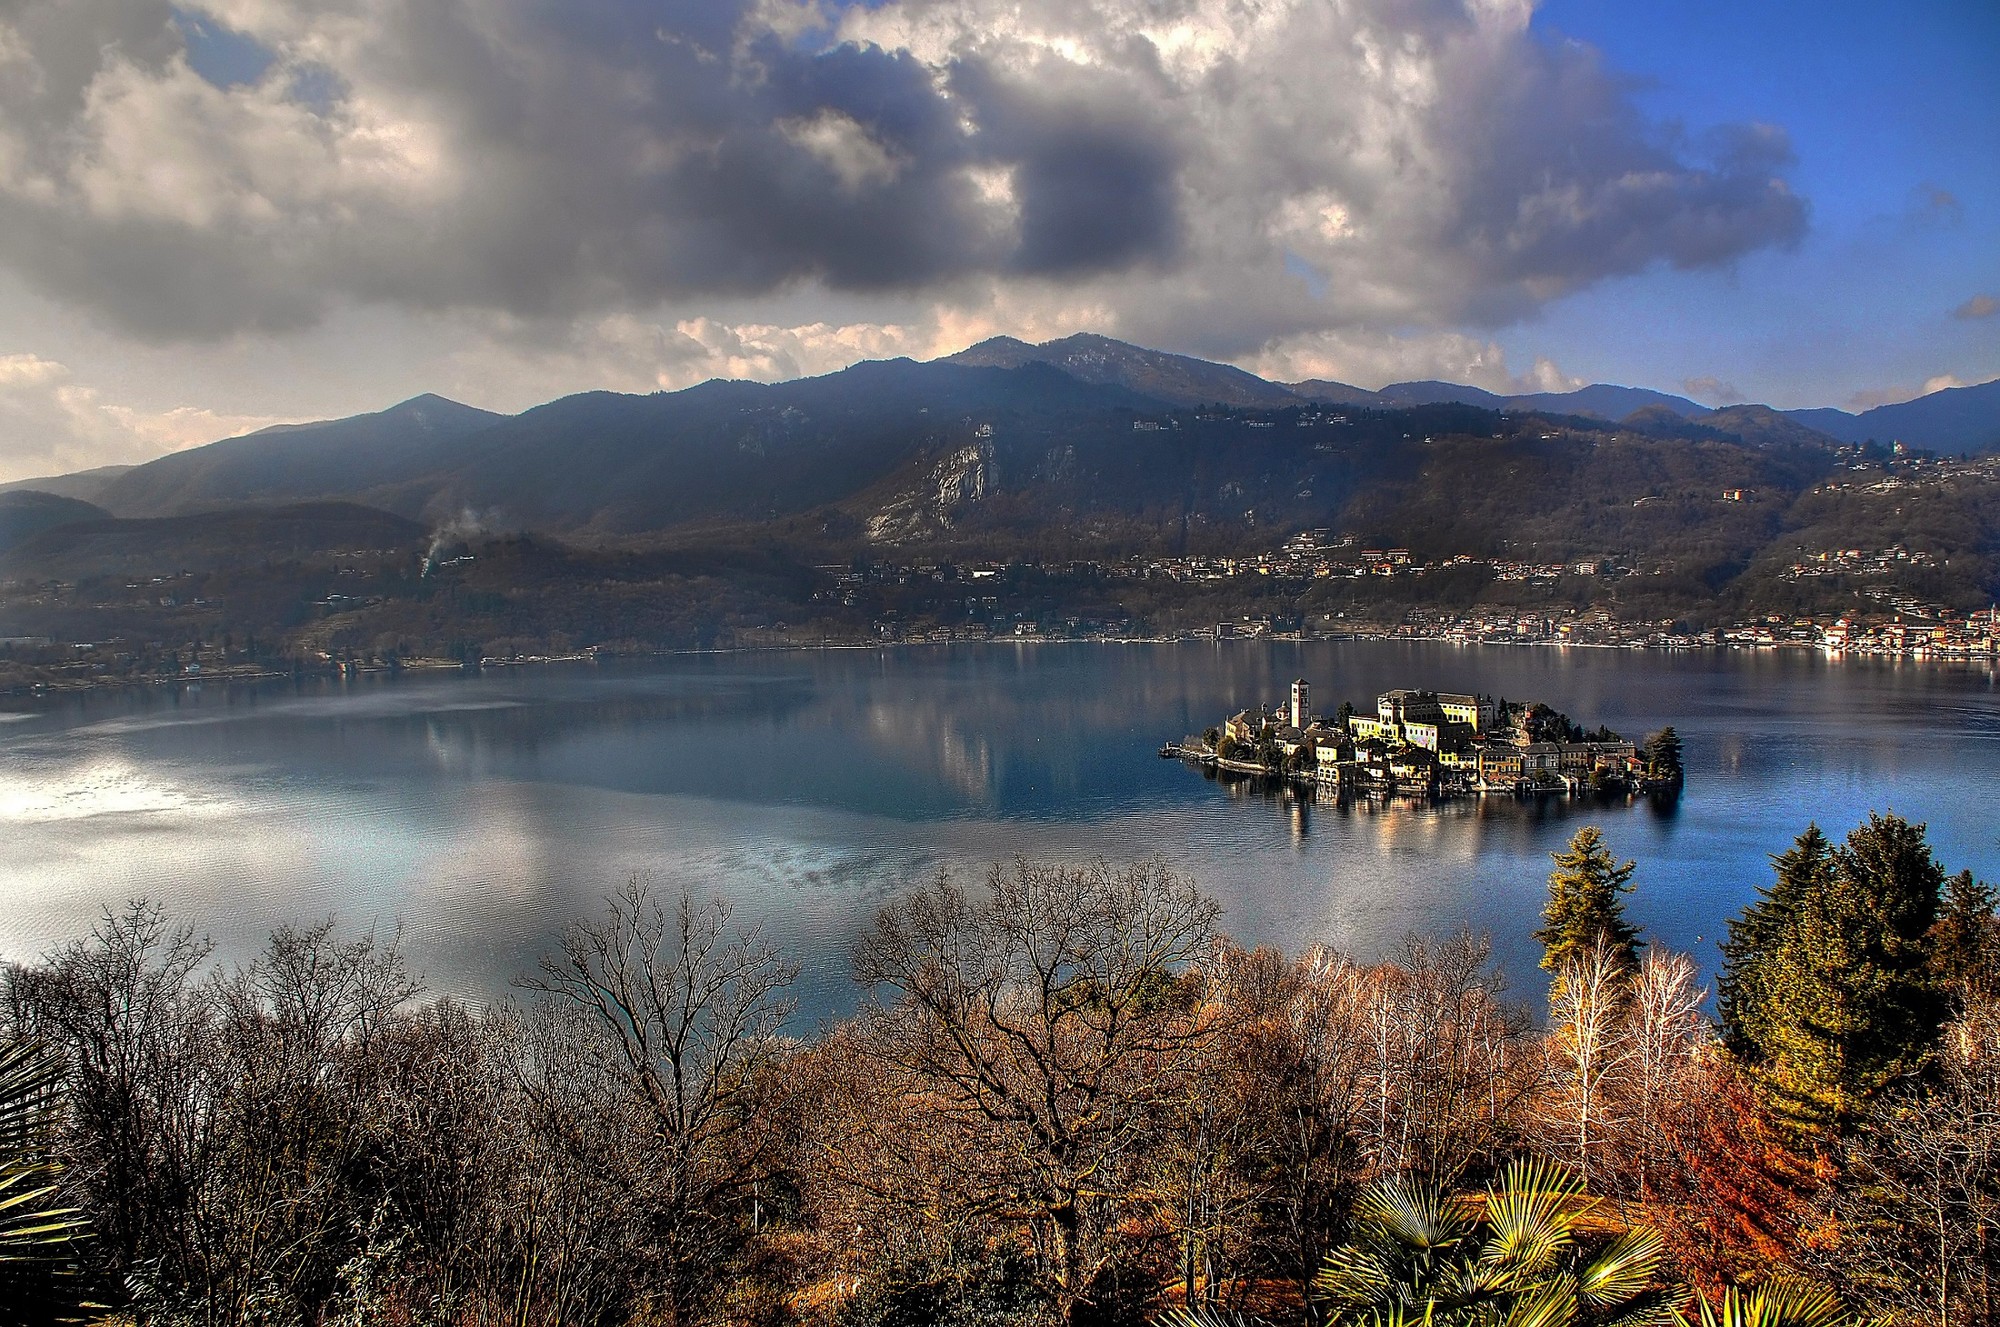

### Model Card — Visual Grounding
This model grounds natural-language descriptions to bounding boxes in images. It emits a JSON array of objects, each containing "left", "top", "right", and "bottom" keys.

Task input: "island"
[{"left": 1166, "top": 680, "right": 1684, "bottom": 800}]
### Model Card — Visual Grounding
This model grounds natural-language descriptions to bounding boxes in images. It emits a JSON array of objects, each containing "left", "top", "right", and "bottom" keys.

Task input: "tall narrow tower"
[{"left": 1290, "top": 678, "right": 1310, "bottom": 730}]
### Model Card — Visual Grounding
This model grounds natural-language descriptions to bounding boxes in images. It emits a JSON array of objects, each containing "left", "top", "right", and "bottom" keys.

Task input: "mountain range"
[
  {"left": 945, "top": 333, "right": 2000, "bottom": 448},
  {"left": 1, "top": 334, "right": 1995, "bottom": 549}
]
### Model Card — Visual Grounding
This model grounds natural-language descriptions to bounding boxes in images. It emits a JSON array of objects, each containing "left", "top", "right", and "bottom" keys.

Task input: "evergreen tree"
[
  {"left": 1535, "top": 826, "right": 1644, "bottom": 979},
  {"left": 1720, "top": 825, "right": 1834, "bottom": 1058},
  {"left": 1719, "top": 813, "right": 1948, "bottom": 1134},
  {"left": 1643, "top": 727, "right": 1684, "bottom": 785},
  {"left": 1926, "top": 869, "right": 1998, "bottom": 1007}
]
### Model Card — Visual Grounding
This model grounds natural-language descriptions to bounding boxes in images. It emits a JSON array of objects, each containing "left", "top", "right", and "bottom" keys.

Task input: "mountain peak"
[
  {"left": 938, "top": 333, "right": 1300, "bottom": 407},
  {"left": 951, "top": 335, "right": 1038, "bottom": 364}
]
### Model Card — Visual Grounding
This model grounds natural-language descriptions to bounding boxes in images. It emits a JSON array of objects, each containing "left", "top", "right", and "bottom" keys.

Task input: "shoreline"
[{"left": 3, "top": 629, "right": 1996, "bottom": 709}]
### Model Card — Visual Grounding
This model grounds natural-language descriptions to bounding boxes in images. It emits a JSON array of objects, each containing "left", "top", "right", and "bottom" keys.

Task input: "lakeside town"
[
  {"left": 1167, "top": 680, "right": 1685, "bottom": 800},
  {"left": 3, "top": 575, "right": 1995, "bottom": 698}
]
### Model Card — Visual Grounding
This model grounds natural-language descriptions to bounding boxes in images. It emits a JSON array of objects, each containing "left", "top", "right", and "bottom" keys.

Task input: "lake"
[{"left": 3, "top": 641, "right": 1997, "bottom": 1020}]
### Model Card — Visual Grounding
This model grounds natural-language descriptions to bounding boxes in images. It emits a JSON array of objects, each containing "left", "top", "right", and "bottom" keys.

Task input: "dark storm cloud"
[
  {"left": 0, "top": 0, "right": 1810, "bottom": 350},
  {"left": 947, "top": 54, "right": 1183, "bottom": 275}
]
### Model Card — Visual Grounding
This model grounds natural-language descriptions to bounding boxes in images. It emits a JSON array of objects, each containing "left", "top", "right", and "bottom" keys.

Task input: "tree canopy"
[
  {"left": 1719, "top": 813, "right": 1949, "bottom": 1133},
  {"left": 1535, "top": 826, "right": 1645, "bottom": 980}
]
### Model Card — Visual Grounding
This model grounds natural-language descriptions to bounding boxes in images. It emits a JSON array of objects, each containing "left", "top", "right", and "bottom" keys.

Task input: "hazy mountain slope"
[
  {"left": 1370, "top": 380, "right": 1707, "bottom": 419},
  {"left": 1287, "top": 379, "right": 1383, "bottom": 406},
  {"left": 1694, "top": 405, "right": 1844, "bottom": 450},
  {"left": 1781, "top": 407, "right": 1866, "bottom": 441},
  {"left": 95, "top": 394, "right": 507, "bottom": 517},
  {"left": 0, "top": 464, "right": 136, "bottom": 503},
  {"left": 1518, "top": 384, "right": 1707, "bottom": 419},
  {"left": 0, "top": 491, "right": 110, "bottom": 555},
  {"left": 0, "top": 503, "right": 427, "bottom": 579},
  {"left": 11, "top": 335, "right": 1951, "bottom": 550},
  {"left": 942, "top": 333, "right": 1302, "bottom": 407},
  {"left": 1372, "top": 380, "right": 1511, "bottom": 409},
  {"left": 1781, "top": 379, "right": 2000, "bottom": 453},
  {"left": 405, "top": 358, "right": 1165, "bottom": 533},
  {"left": 1852, "top": 379, "right": 2000, "bottom": 453}
]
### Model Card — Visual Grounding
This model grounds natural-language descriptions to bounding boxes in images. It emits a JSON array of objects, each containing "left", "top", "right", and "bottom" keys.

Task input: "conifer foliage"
[
  {"left": 1719, "top": 813, "right": 1950, "bottom": 1132},
  {"left": 1536, "top": 827, "right": 1645, "bottom": 979},
  {"left": 1644, "top": 728, "right": 1685, "bottom": 787}
]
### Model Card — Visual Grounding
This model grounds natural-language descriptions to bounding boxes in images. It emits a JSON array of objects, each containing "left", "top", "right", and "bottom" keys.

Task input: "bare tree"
[
  {"left": 1170, "top": 942, "right": 1373, "bottom": 1311},
  {"left": 850, "top": 857, "right": 1220, "bottom": 1321},
  {"left": 1819, "top": 997, "right": 2000, "bottom": 1327},
  {"left": 523, "top": 877, "right": 798, "bottom": 1324},
  {"left": 3, "top": 902, "right": 218, "bottom": 1294},
  {"left": 1626, "top": 948, "right": 1708, "bottom": 1202},
  {"left": 1357, "top": 932, "right": 1527, "bottom": 1181},
  {"left": 1545, "top": 939, "right": 1632, "bottom": 1191}
]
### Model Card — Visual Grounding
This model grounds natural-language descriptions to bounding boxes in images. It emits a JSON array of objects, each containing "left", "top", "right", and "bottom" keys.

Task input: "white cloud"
[
  {"left": 0, "top": 0, "right": 1806, "bottom": 360},
  {"left": 1681, "top": 375, "right": 1743, "bottom": 405},
  {"left": 0, "top": 353, "right": 287, "bottom": 483},
  {"left": 1846, "top": 373, "right": 1966, "bottom": 412},
  {"left": 1246, "top": 328, "right": 1519, "bottom": 392}
]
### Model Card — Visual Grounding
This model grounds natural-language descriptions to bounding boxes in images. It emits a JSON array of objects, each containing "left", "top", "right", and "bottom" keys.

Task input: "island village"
[{"left": 1168, "top": 681, "right": 1684, "bottom": 800}]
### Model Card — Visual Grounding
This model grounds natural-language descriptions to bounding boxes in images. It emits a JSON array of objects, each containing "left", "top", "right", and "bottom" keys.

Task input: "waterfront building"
[{"left": 1437, "top": 692, "right": 1496, "bottom": 733}]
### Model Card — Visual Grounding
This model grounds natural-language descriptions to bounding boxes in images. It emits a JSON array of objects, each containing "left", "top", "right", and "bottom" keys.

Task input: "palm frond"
[
  {"left": 0, "top": 1041, "right": 86, "bottom": 1264},
  {"left": 1575, "top": 1227, "right": 1665, "bottom": 1309},
  {"left": 1684, "top": 1279, "right": 1861, "bottom": 1327},
  {"left": 1478, "top": 1160, "right": 1584, "bottom": 1284},
  {"left": 1329, "top": 1304, "right": 1437, "bottom": 1327},
  {"left": 1497, "top": 1279, "right": 1580, "bottom": 1327},
  {"left": 1156, "top": 1306, "right": 1270, "bottom": 1327},
  {"left": 1357, "top": 1176, "right": 1468, "bottom": 1252},
  {"left": 0, "top": 1042, "right": 64, "bottom": 1157},
  {"left": 1318, "top": 1244, "right": 1403, "bottom": 1305},
  {"left": 1602, "top": 1289, "right": 1692, "bottom": 1327}
]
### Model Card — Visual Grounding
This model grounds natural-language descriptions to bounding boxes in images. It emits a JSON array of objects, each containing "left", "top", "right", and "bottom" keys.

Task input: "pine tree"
[
  {"left": 1927, "top": 869, "right": 1999, "bottom": 1006},
  {"left": 1644, "top": 727, "right": 1684, "bottom": 785},
  {"left": 1535, "top": 826, "right": 1644, "bottom": 979},
  {"left": 1720, "top": 813, "right": 1948, "bottom": 1134},
  {"left": 1720, "top": 825, "right": 1834, "bottom": 1059}
]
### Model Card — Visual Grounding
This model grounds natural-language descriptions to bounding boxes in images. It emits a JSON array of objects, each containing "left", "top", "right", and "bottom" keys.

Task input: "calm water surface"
[{"left": 3, "top": 642, "right": 1997, "bottom": 1019}]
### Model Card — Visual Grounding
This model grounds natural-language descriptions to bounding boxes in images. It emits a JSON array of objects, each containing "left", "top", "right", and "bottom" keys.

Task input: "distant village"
[
  {"left": 1167, "top": 681, "right": 1684, "bottom": 800},
  {"left": 800, "top": 532, "right": 2000, "bottom": 659}
]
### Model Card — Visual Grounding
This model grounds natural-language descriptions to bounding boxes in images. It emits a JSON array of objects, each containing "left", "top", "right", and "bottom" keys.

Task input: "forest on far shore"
[{"left": 1, "top": 810, "right": 1995, "bottom": 1327}]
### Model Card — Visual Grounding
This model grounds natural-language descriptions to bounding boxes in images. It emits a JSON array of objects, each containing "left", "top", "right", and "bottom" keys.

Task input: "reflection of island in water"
[
  {"left": 1172, "top": 679, "right": 1685, "bottom": 803},
  {"left": 1205, "top": 765, "right": 1684, "bottom": 845}
]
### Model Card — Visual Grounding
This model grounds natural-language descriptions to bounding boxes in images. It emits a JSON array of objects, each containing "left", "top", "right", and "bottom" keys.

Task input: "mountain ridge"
[{"left": 20, "top": 335, "right": 1998, "bottom": 540}]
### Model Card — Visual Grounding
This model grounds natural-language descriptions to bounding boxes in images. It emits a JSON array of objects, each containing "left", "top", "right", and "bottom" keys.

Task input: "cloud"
[
  {"left": 1954, "top": 293, "right": 1999, "bottom": 321},
  {"left": 1681, "top": 375, "right": 1743, "bottom": 404},
  {"left": 0, "top": 353, "right": 287, "bottom": 483},
  {"left": 0, "top": 0, "right": 1809, "bottom": 362},
  {"left": 1910, "top": 185, "right": 1963, "bottom": 225},
  {"left": 1514, "top": 356, "right": 1583, "bottom": 395},
  {"left": 1846, "top": 373, "right": 1965, "bottom": 412},
  {"left": 1248, "top": 328, "right": 1548, "bottom": 393}
]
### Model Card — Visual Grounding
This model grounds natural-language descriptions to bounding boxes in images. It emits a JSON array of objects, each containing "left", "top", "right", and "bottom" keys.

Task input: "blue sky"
[{"left": 1514, "top": 0, "right": 2000, "bottom": 407}]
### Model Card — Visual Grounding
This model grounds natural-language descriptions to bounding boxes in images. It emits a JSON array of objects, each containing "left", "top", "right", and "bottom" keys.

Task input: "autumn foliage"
[{"left": 1, "top": 814, "right": 1994, "bottom": 1327}]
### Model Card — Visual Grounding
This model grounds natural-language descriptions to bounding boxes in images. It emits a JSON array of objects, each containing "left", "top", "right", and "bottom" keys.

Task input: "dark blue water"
[{"left": 4, "top": 642, "right": 1996, "bottom": 1020}]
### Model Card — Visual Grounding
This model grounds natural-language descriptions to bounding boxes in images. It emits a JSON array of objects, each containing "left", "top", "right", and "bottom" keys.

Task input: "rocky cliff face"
[{"left": 867, "top": 443, "right": 994, "bottom": 542}]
